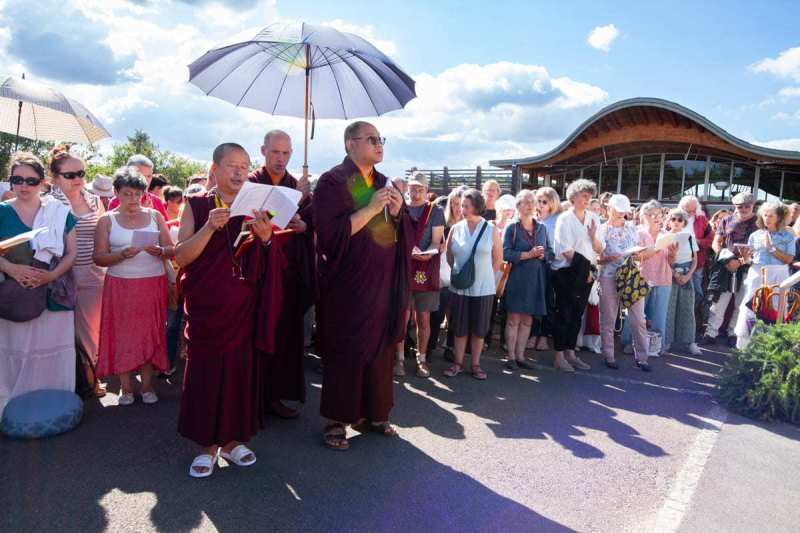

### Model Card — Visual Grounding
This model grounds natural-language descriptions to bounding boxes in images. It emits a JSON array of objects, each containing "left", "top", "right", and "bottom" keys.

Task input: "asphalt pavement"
[{"left": 2, "top": 342, "right": 799, "bottom": 533}]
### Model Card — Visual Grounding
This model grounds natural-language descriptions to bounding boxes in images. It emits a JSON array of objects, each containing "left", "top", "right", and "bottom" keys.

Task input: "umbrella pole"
[
  {"left": 303, "top": 44, "right": 310, "bottom": 180},
  {"left": 14, "top": 100, "right": 22, "bottom": 152}
]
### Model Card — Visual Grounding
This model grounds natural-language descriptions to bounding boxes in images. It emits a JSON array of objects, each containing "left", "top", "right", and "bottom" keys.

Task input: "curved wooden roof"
[{"left": 490, "top": 97, "right": 800, "bottom": 169}]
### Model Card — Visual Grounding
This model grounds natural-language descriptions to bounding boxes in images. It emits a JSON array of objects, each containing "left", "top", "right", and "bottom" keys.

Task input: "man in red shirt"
[{"left": 108, "top": 154, "right": 167, "bottom": 218}]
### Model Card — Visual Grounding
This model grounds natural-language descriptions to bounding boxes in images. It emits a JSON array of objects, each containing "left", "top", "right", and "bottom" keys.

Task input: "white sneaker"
[
  {"left": 393, "top": 360, "right": 405, "bottom": 377},
  {"left": 141, "top": 391, "right": 159, "bottom": 404},
  {"left": 623, "top": 344, "right": 634, "bottom": 354},
  {"left": 688, "top": 343, "right": 702, "bottom": 356},
  {"left": 118, "top": 392, "right": 135, "bottom": 406}
]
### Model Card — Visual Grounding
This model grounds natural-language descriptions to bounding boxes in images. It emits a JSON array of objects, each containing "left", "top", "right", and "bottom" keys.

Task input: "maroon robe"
[
  {"left": 314, "top": 157, "right": 413, "bottom": 423},
  {"left": 249, "top": 167, "right": 315, "bottom": 406},
  {"left": 178, "top": 192, "right": 282, "bottom": 446}
]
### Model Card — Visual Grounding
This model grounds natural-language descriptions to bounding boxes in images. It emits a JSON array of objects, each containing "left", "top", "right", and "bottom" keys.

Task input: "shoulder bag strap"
[{"left": 467, "top": 221, "right": 489, "bottom": 262}]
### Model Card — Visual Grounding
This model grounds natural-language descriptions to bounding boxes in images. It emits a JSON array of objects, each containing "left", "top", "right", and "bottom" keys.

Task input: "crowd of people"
[{"left": 2, "top": 121, "right": 800, "bottom": 478}]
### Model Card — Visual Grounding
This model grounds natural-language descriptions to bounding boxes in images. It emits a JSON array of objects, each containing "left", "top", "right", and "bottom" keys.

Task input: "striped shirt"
[{"left": 50, "top": 188, "right": 103, "bottom": 267}]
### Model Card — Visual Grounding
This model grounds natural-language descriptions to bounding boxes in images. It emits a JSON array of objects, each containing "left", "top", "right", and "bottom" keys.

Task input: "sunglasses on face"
[
  {"left": 9, "top": 175, "right": 43, "bottom": 186},
  {"left": 59, "top": 170, "right": 86, "bottom": 180},
  {"left": 670, "top": 217, "right": 685, "bottom": 223},
  {"left": 352, "top": 136, "right": 386, "bottom": 146},
  {"left": 537, "top": 199, "right": 549, "bottom": 205}
]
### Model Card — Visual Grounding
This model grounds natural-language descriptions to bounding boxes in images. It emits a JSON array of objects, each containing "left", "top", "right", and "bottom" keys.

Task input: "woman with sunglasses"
[
  {"left": 48, "top": 145, "right": 107, "bottom": 397},
  {"left": 0, "top": 152, "right": 79, "bottom": 413},
  {"left": 528, "top": 187, "right": 562, "bottom": 351},
  {"left": 664, "top": 209, "right": 701, "bottom": 355}
]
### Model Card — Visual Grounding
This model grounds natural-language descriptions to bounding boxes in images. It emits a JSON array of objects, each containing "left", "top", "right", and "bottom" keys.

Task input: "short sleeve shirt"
[
  {"left": 716, "top": 214, "right": 758, "bottom": 252},
  {"left": 408, "top": 203, "right": 445, "bottom": 251},
  {"left": 747, "top": 229, "right": 796, "bottom": 266}
]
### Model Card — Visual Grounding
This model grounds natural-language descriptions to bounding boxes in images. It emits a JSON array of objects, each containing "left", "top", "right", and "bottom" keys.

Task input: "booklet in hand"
[
  {"left": 229, "top": 181, "right": 303, "bottom": 229},
  {"left": 131, "top": 230, "right": 160, "bottom": 248},
  {"left": 0, "top": 226, "right": 48, "bottom": 250}
]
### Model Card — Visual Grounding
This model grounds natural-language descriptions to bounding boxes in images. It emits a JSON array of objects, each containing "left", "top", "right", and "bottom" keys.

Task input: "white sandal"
[
  {"left": 220, "top": 444, "right": 257, "bottom": 467},
  {"left": 189, "top": 453, "right": 218, "bottom": 478}
]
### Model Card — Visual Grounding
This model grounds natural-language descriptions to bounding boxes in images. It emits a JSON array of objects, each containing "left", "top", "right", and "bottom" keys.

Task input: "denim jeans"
[
  {"left": 166, "top": 305, "right": 184, "bottom": 369},
  {"left": 621, "top": 285, "right": 671, "bottom": 347}
]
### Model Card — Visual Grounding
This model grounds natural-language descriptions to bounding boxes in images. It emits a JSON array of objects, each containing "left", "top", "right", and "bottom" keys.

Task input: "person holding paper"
[
  {"left": 0, "top": 152, "right": 78, "bottom": 413},
  {"left": 314, "top": 121, "right": 412, "bottom": 451},
  {"left": 621, "top": 200, "right": 673, "bottom": 356},
  {"left": 596, "top": 194, "right": 651, "bottom": 371},
  {"left": 701, "top": 192, "right": 758, "bottom": 348},
  {"left": 93, "top": 167, "right": 173, "bottom": 405},
  {"left": 175, "top": 143, "right": 280, "bottom": 478},
  {"left": 249, "top": 130, "right": 314, "bottom": 419},
  {"left": 502, "top": 189, "right": 553, "bottom": 370},
  {"left": 394, "top": 171, "right": 444, "bottom": 378},
  {"left": 664, "top": 209, "right": 701, "bottom": 355}
]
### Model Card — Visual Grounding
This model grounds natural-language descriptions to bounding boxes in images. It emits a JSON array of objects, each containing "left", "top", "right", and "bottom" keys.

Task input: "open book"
[
  {"left": 229, "top": 181, "right": 303, "bottom": 229},
  {"left": 0, "top": 227, "right": 47, "bottom": 250}
]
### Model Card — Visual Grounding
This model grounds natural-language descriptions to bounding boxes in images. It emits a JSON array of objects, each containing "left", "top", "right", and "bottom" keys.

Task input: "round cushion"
[{"left": 1, "top": 390, "right": 83, "bottom": 439}]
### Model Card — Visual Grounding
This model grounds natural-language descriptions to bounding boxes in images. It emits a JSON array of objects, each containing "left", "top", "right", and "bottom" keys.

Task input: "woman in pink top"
[{"left": 621, "top": 200, "right": 673, "bottom": 355}]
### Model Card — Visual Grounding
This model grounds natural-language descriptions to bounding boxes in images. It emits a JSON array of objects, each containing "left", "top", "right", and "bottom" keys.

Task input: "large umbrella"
[
  {"left": 188, "top": 22, "right": 416, "bottom": 178},
  {"left": 0, "top": 75, "right": 111, "bottom": 149}
]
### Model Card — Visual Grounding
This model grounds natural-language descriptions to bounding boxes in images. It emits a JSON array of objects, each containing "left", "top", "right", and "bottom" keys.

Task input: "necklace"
[{"left": 213, "top": 191, "right": 245, "bottom": 280}]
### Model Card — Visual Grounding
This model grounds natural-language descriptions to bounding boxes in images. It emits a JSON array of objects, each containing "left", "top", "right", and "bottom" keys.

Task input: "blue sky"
[{"left": 1, "top": 0, "right": 798, "bottom": 176}]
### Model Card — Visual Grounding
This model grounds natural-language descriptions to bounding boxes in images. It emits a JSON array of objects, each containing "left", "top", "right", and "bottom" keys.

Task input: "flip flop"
[
  {"left": 189, "top": 453, "right": 218, "bottom": 478},
  {"left": 220, "top": 444, "right": 257, "bottom": 467}
]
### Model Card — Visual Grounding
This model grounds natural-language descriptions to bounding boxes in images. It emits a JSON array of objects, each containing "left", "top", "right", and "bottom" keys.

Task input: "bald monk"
[
  {"left": 176, "top": 142, "right": 279, "bottom": 478},
  {"left": 249, "top": 130, "right": 315, "bottom": 419},
  {"left": 314, "top": 121, "right": 413, "bottom": 450}
]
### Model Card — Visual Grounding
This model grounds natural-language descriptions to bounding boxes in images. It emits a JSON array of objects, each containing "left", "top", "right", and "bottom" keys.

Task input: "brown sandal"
[
  {"left": 471, "top": 366, "right": 487, "bottom": 380},
  {"left": 360, "top": 421, "right": 398, "bottom": 437},
  {"left": 443, "top": 363, "right": 462, "bottom": 378},
  {"left": 323, "top": 423, "right": 349, "bottom": 451}
]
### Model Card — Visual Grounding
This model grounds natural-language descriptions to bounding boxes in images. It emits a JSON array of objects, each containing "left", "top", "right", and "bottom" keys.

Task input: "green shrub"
[{"left": 719, "top": 321, "right": 800, "bottom": 424}]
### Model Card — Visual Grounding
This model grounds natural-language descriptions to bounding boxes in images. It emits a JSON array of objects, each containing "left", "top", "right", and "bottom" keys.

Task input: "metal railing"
[{"left": 405, "top": 166, "right": 516, "bottom": 194}]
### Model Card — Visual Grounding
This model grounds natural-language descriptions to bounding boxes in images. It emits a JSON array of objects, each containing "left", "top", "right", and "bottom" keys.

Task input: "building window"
[
  {"left": 756, "top": 169, "right": 783, "bottom": 202},
  {"left": 683, "top": 159, "right": 706, "bottom": 199},
  {"left": 620, "top": 157, "right": 640, "bottom": 200},
  {"left": 731, "top": 163, "right": 756, "bottom": 197},
  {"left": 582, "top": 164, "right": 601, "bottom": 189},
  {"left": 640, "top": 154, "right": 661, "bottom": 201},
  {"left": 707, "top": 159, "right": 733, "bottom": 202},
  {"left": 662, "top": 155, "right": 685, "bottom": 201},
  {"left": 600, "top": 163, "right": 618, "bottom": 193},
  {"left": 784, "top": 171, "right": 800, "bottom": 202}
]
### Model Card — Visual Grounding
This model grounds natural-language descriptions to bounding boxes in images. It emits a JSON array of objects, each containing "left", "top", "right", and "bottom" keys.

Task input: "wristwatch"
[{"left": 769, "top": 246, "right": 777, "bottom": 254}]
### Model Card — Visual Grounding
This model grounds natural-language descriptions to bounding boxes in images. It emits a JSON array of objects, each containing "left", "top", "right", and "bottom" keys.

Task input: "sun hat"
[
  {"left": 608, "top": 194, "right": 633, "bottom": 213},
  {"left": 89, "top": 174, "right": 114, "bottom": 198},
  {"left": 406, "top": 171, "right": 428, "bottom": 188},
  {"left": 495, "top": 194, "right": 516, "bottom": 212}
]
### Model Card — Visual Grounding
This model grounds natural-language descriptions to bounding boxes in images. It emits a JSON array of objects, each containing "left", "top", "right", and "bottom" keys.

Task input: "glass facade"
[{"left": 528, "top": 154, "right": 798, "bottom": 204}]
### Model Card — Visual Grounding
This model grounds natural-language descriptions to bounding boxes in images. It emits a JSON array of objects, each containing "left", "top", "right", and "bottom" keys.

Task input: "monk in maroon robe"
[
  {"left": 249, "top": 130, "right": 315, "bottom": 419},
  {"left": 314, "top": 121, "right": 413, "bottom": 450},
  {"left": 176, "top": 143, "right": 280, "bottom": 478}
]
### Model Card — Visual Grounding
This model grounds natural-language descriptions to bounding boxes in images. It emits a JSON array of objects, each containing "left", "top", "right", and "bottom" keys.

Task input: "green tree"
[{"left": 0, "top": 133, "right": 55, "bottom": 179}]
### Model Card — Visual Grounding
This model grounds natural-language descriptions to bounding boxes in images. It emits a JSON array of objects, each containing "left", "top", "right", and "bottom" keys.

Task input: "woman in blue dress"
[{"left": 503, "top": 189, "right": 554, "bottom": 369}]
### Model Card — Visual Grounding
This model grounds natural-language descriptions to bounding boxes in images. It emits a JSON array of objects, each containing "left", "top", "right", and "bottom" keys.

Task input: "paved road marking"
[
  {"left": 651, "top": 404, "right": 729, "bottom": 533},
  {"left": 531, "top": 363, "right": 714, "bottom": 397}
]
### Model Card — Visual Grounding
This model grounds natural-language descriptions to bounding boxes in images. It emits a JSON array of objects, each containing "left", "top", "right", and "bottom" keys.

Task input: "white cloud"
[
  {"left": 755, "top": 137, "right": 800, "bottom": 151},
  {"left": 0, "top": 1, "right": 610, "bottom": 176},
  {"left": 587, "top": 24, "right": 619, "bottom": 52},
  {"left": 778, "top": 87, "right": 800, "bottom": 98},
  {"left": 751, "top": 46, "right": 800, "bottom": 82}
]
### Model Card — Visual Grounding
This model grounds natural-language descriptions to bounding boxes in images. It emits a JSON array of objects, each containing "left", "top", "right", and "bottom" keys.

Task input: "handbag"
[
  {"left": 615, "top": 256, "right": 649, "bottom": 309},
  {"left": 450, "top": 221, "right": 488, "bottom": 290},
  {"left": 496, "top": 224, "right": 517, "bottom": 298},
  {"left": 0, "top": 242, "right": 48, "bottom": 322},
  {"left": 411, "top": 203, "right": 440, "bottom": 293}
]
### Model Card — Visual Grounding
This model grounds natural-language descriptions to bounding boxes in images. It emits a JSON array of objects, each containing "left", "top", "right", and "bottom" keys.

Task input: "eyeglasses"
[
  {"left": 9, "top": 175, "right": 43, "bottom": 186},
  {"left": 670, "top": 217, "right": 685, "bottom": 223},
  {"left": 352, "top": 136, "right": 386, "bottom": 146},
  {"left": 537, "top": 199, "right": 549, "bottom": 205},
  {"left": 58, "top": 170, "right": 86, "bottom": 180},
  {"left": 734, "top": 204, "right": 753, "bottom": 210},
  {"left": 118, "top": 190, "right": 144, "bottom": 199}
]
